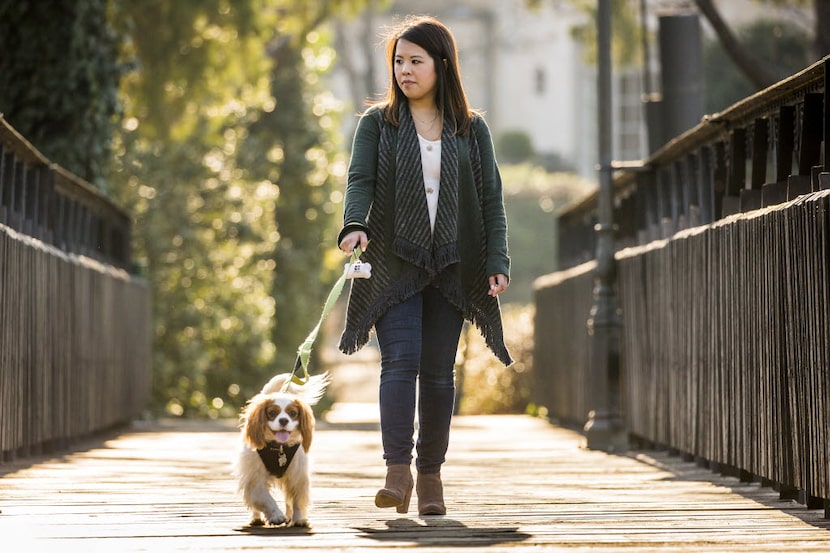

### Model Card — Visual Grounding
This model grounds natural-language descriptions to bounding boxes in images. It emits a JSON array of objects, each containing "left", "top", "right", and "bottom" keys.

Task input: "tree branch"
[
  {"left": 814, "top": 0, "right": 830, "bottom": 59},
  {"left": 694, "top": 0, "right": 779, "bottom": 89}
]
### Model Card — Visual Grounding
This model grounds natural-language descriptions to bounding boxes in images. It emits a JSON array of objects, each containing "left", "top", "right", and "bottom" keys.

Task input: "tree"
[
  {"left": 552, "top": 0, "right": 825, "bottom": 93},
  {"left": 703, "top": 17, "right": 809, "bottom": 112},
  {"left": 695, "top": 0, "right": 779, "bottom": 88},
  {"left": 109, "top": 0, "right": 286, "bottom": 416},
  {"left": 0, "top": 0, "right": 125, "bottom": 188},
  {"left": 561, "top": 0, "right": 644, "bottom": 67},
  {"left": 108, "top": 1, "right": 370, "bottom": 416},
  {"left": 241, "top": 8, "right": 347, "bottom": 377},
  {"left": 816, "top": 0, "right": 830, "bottom": 57},
  {"left": 332, "top": 0, "right": 388, "bottom": 119},
  {"left": 695, "top": 0, "right": 829, "bottom": 90}
]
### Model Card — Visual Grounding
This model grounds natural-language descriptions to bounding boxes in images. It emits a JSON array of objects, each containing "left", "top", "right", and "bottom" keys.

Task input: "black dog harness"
[{"left": 257, "top": 442, "right": 301, "bottom": 478}]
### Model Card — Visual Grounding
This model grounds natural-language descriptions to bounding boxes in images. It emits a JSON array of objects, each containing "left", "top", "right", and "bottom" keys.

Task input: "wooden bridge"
[
  {"left": 2, "top": 365, "right": 829, "bottom": 552},
  {"left": 3, "top": 35, "right": 830, "bottom": 553}
]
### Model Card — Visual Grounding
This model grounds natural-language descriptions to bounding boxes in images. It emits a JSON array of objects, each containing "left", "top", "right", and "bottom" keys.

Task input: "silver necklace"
[{"left": 413, "top": 111, "right": 439, "bottom": 133}]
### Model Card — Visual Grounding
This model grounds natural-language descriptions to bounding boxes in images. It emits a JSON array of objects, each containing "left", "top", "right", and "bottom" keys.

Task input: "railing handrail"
[
  {"left": 1, "top": 117, "right": 150, "bottom": 463},
  {"left": 560, "top": 54, "right": 829, "bottom": 220},
  {"left": 537, "top": 55, "right": 830, "bottom": 514},
  {"left": 0, "top": 114, "right": 132, "bottom": 270}
]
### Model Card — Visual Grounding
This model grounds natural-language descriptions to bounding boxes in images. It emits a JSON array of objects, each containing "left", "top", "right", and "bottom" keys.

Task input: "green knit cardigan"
[{"left": 337, "top": 107, "right": 512, "bottom": 365}]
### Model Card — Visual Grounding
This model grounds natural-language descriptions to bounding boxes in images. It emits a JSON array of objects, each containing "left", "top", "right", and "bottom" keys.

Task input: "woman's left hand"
[{"left": 488, "top": 274, "right": 509, "bottom": 297}]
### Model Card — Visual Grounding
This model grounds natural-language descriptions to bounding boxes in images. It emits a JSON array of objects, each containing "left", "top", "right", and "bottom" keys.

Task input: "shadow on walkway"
[{"left": 354, "top": 517, "right": 532, "bottom": 547}]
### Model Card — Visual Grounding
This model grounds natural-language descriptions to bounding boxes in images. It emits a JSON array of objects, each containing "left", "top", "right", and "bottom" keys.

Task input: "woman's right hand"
[{"left": 339, "top": 231, "right": 368, "bottom": 254}]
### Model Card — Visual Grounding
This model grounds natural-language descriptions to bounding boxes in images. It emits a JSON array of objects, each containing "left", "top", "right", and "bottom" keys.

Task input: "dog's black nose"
[{"left": 278, "top": 417, "right": 290, "bottom": 426}]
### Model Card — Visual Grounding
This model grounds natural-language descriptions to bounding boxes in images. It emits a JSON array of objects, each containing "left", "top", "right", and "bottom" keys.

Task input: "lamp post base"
[{"left": 584, "top": 409, "right": 628, "bottom": 452}]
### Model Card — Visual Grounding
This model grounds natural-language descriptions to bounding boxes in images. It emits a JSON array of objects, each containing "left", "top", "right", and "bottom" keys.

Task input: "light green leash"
[{"left": 282, "top": 246, "right": 368, "bottom": 391}]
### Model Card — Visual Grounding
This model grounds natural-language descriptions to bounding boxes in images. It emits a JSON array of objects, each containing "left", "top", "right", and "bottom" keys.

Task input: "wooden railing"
[
  {"left": 0, "top": 115, "right": 132, "bottom": 270},
  {"left": 534, "top": 57, "right": 830, "bottom": 514},
  {"left": 557, "top": 57, "right": 830, "bottom": 270},
  {"left": 0, "top": 115, "right": 150, "bottom": 462}
]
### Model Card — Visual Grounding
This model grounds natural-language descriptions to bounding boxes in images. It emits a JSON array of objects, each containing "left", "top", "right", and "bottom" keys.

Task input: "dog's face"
[{"left": 242, "top": 393, "right": 315, "bottom": 451}]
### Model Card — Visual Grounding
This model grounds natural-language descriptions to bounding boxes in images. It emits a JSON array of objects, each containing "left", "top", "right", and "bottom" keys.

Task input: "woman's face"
[{"left": 394, "top": 38, "right": 437, "bottom": 104}]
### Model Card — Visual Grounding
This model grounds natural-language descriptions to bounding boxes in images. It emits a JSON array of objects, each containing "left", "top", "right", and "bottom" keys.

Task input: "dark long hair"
[{"left": 371, "top": 15, "right": 475, "bottom": 136}]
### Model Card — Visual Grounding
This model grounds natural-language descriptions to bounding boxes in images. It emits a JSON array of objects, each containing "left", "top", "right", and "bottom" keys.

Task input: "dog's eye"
[
  {"left": 266, "top": 407, "right": 280, "bottom": 420},
  {"left": 286, "top": 406, "right": 299, "bottom": 418}
]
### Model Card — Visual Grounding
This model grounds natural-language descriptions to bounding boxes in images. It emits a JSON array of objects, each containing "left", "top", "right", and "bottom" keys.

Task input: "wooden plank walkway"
[{"left": 1, "top": 405, "right": 829, "bottom": 552}]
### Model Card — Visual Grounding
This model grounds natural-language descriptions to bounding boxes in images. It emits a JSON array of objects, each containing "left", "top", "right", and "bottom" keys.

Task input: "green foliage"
[
  {"left": 115, "top": 0, "right": 273, "bottom": 142},
  {"left": 498, "top": 164, "right": 594, "bottom": 304},
  {"left": 107, "top": 1, "right": 367, "bottom": 417},
  {"left": 703, "top": 18, "right": 810, "bottom": 113},
  {"left": 497, "top": 130, "right": 535, "bottom": 164},
  {"left": 242, "top": 27, "right": 345, "bottom": 382},
  {"left": 567, "top": 0, "right": 643, "bottom": 67},
  {"left": 457, "top": 304, "right": 535, "bottom": 415},
  {"left": 107, "top": 1, "right": 281, "bottom": 418},
  {"left": 0, "top": 0, "right": 126, "bottom": 187}
]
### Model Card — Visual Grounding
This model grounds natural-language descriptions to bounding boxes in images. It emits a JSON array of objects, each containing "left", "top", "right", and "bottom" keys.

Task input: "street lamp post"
[{"left": 584, "top": 0, "right": 628, "bottom": 452}]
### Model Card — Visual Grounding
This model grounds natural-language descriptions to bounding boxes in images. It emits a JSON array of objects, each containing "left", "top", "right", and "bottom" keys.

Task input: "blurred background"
[{"left": 0, "top": 0, "right": 822, "bottom": 419}]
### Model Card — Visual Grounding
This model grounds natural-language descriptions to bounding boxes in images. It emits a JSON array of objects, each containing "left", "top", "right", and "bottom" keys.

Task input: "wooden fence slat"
[
  {"left": 0, "top": 223, "right": 151, "bottom": 460},
  {"left": 535, "top": 190, "right": 830, "bottom": 506}
]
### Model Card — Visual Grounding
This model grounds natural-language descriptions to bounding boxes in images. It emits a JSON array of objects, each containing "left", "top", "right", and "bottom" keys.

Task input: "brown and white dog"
[{"left": 234, "top": 373, "right": 329, "bottom": 527}]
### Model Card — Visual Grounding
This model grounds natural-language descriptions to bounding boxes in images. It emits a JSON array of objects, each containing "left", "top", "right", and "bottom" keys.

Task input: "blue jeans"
[{"left": 374, "top": 285, "right": 464, "bottom": 474}]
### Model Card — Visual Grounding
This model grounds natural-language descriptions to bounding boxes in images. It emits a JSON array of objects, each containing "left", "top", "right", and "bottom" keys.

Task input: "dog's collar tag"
[{"left": 257, "top": 442, "right": 301, "bottom": 478}]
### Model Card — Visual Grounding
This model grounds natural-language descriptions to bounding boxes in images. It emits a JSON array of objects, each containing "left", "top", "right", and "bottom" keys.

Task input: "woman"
[{"left": 337, "top": 15, "right": 511, "bottom": 516}]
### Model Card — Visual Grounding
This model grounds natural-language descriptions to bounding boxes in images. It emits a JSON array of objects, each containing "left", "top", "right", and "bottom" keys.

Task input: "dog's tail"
[{"left": 260, "top": 372, "right": 330, "bottom": 405}]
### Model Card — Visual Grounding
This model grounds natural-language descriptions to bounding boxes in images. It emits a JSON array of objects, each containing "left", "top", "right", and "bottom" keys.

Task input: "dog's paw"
[
  {"left": 267, "top": 513, "right": 288, "bottom": 526},
  {"left": 288, "top": 518, "right": 310, "bottom": 528},
  {"left": 249, "top": 517, "right": 266, "bottom": 527}
]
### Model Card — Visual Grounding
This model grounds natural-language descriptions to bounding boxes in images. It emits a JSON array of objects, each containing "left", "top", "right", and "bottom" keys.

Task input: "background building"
[
  {"left": 330, "top": 0, "right": 597, "bottom": 177},
  {"left": 329, "top": 0, "right": 814, "bottom": 179}
]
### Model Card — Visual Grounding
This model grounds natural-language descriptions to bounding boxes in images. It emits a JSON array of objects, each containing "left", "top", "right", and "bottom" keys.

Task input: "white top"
[{"left": 417, "top": 134, "right": 441, "bottom": 232}]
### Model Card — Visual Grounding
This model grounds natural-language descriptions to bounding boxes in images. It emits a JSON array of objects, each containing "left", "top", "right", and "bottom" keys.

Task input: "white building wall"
[{"left": 488, "top": 0, "right": 594, "bottom": 174}]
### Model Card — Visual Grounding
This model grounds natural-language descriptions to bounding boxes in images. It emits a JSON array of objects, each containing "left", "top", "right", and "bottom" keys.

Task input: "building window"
[
  {"left": 616, "top": 69, "right": 648, "bottom": 161},
  {"left": 535, "top": 67, "right": 545, "bottom": 95}
]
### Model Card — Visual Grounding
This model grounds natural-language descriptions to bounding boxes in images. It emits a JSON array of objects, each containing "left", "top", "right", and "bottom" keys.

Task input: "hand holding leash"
[
  {"left": 339, "top": 230, "right": 368, "bottom": 255},
  {"left": 285, "top": 245, "right": 369, "bottom": 391}
]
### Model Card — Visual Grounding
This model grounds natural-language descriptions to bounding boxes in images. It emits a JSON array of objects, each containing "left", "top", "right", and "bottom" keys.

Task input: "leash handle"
[{"left": 282, "top": 246, "right": 365, "bottom": 391}]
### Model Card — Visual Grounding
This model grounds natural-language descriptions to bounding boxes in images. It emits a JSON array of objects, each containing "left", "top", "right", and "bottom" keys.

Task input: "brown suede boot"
[
  {"left": 416, "top": 471, "right": 446, "bottom": 516},
  {"left": 375, "top": 464, "right": 413, "bottom": 514}
]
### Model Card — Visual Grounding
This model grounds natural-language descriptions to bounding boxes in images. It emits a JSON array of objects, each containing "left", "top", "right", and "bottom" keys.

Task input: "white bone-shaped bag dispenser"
[{"left": 344, "top": 259, "right": 372, "bottom": 279}]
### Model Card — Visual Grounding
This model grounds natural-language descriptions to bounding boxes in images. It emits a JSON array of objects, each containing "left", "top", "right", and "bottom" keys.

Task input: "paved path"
[
  {"left": 2, "top": 356, "right": 830, "bottom": 551},
  {"left": 2, "top": 401, "right": 829, "bottom": 552}
]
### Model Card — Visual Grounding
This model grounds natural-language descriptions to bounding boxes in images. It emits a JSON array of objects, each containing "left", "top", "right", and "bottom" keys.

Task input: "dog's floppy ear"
[
  {"left": 297, "top": 400, "right": 315, "bottom": 452},
  {"left": 242, "top": 395, "right": 270, "bottom": 449}
]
